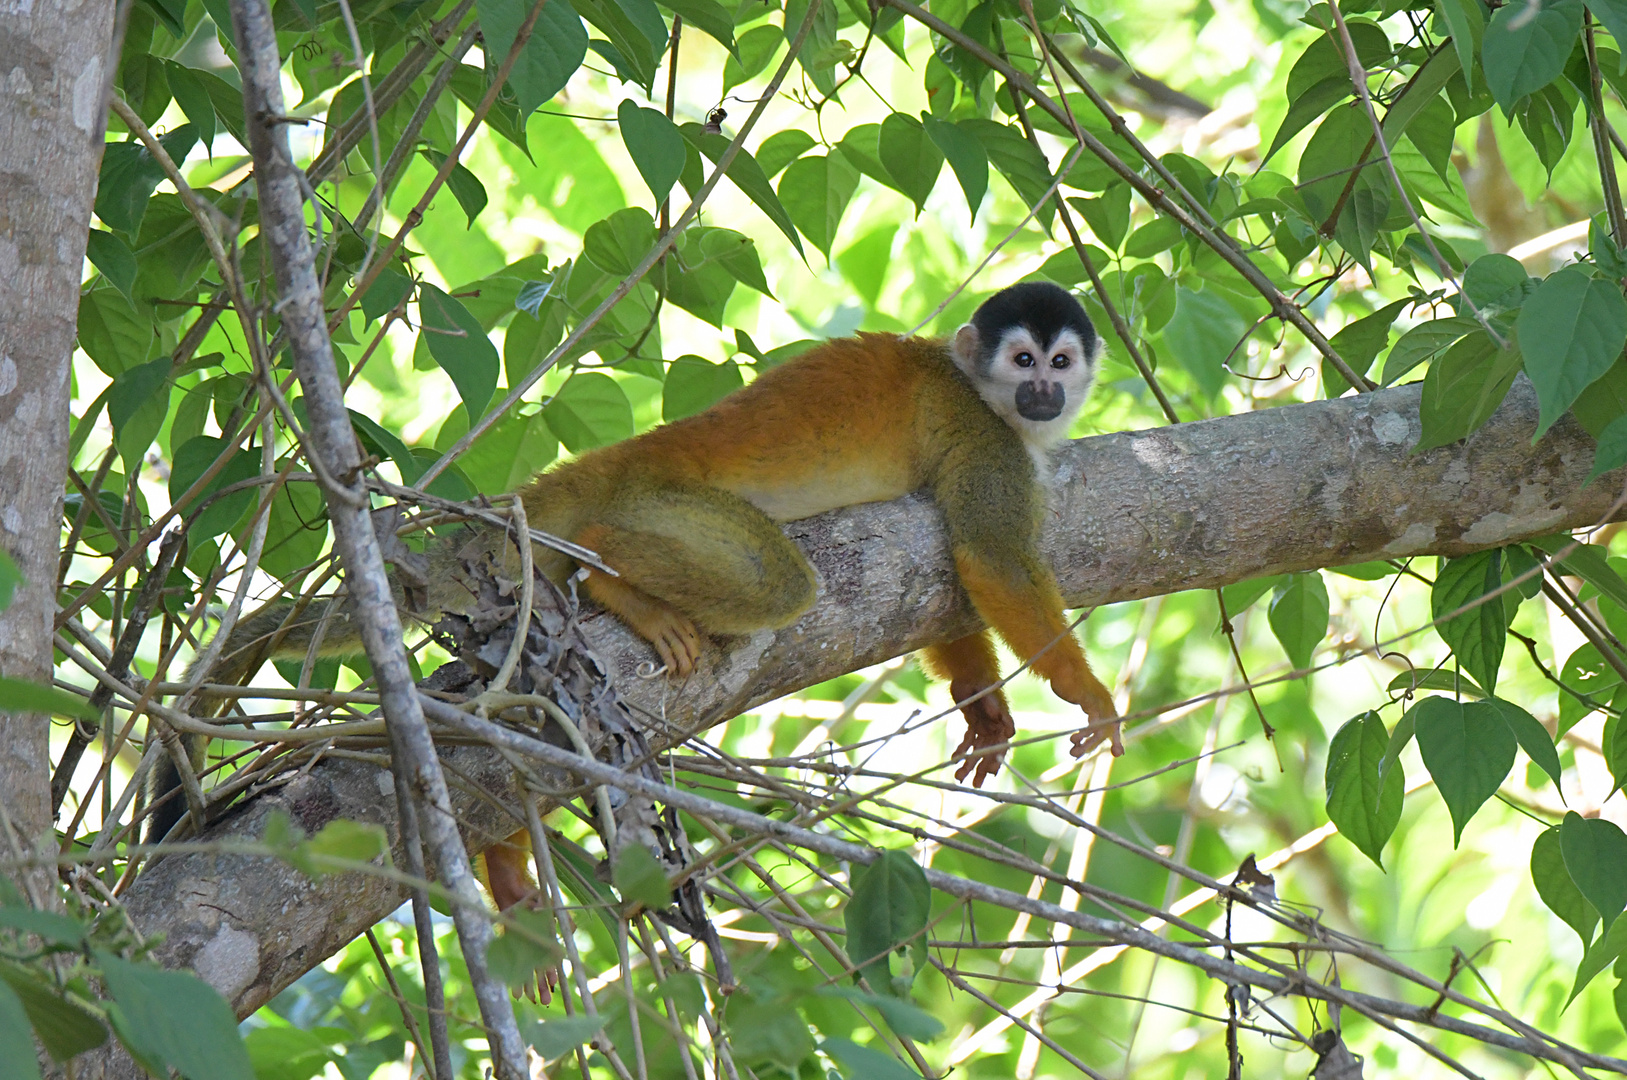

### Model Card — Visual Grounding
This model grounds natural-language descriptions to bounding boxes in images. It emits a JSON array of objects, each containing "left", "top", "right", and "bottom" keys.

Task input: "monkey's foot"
[
  {"left": 1069, "top": 713, "right": 1124, "bottom": 758},
  {"left": 635, "top": 606, "right": 702, "bottom": 677},
  {"left": 584, "top": 570, "right": 704, "bottom": 676},
  {"left": 951, "top": 689, "right": 1016, "bottom": 788}
]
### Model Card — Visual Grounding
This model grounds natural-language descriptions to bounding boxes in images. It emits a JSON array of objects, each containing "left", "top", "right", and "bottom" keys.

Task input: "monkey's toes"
[{"left": 1070, "top": 716, "right": 1124, "bottom": 758}]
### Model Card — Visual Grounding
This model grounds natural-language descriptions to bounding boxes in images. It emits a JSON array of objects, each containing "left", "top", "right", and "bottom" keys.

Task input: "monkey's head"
[{"left": 951, "top": 281, "right": 1102, "bottom": 447}]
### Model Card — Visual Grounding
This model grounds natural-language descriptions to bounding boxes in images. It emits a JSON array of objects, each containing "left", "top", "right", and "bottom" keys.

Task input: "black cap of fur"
[{"left": 969, "top": 281, "right": 1098, "bottom": 363}]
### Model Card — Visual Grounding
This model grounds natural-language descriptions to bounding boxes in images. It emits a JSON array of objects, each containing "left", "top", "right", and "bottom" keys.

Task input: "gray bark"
[
  {"left": 83, "top": 376, "right": 1621, "bottom": 1038},
  {"left": 0, "top": 0, "right": 113, "bottom": 903}
]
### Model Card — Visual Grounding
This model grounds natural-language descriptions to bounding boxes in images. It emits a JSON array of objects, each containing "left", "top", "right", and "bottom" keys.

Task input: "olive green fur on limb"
[{"left": 92, "top": 378, "right": 1620, "bottom": 1034}]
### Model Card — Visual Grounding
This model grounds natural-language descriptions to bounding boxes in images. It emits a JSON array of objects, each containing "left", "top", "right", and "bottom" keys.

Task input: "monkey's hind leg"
[
  {"left": 922, "top": 630, "right": 1016, "bottom": 787},
  {"left": 576, "top": 481, "right": 818, "bottom": 676}
]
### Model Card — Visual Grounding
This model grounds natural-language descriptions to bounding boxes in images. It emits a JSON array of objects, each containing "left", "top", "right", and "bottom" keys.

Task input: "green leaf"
[
  {"left": 613, "top": 844, "right": 671, "bottom": 910},
  {"left": 419, "top": 284, "right": 500, "bottom": 423},
  {"left": 1386, "top": 668, "right": 1485, "bottom": 698},
  {"left": 728, "top": 993, "right": 816, "bottom": 1071},
  {"left": 1533, "top": 825, "right": 1599, "bottom": 948},
  {"left": 663, "top": 356, "right": 743, "bottom": 421},
  {"left": 1328, "top": 560, "right": 1399, "bottom": 580},
  {"left": 0, "top": 679, "right": 99, "bottom": 722},
  {"left": 480, "top": 0, "right": 589, "bottom": 115},
  {"left": 161, "top": 62, "right": 216, "bottom": 150},
  {"left": 1570, "top": 912, "right": 1627, "bottom": 1003},
  {"left": 1070, "top": 185, "right": 1131, "bottom": 250},
  {"left": 1412, "top": 697, "right": 1517, "bottom": 845},
  {"left": 817, "top": 987, "right": 946, "bottom": 1040},
  {"left": 1482, "top": 0, "right": 1583, "bottom": 111},
  {"left": 1125, "top": 217, "right": 1183, "bottom": 258},
  {"left": 0, "top": 962, "right": 105, "bottom": 1063},
  {"left": 1561, "top": 811, "right": 1627, "bottom": 932},
  {"left": 95, "top": 125, "right": 197, "bottom": 234},
  {"left": 1592, "top": 0, "right": 1627, "bottom": 80},
  {"left": 960, "top": 118, "right": 1055, "bottom": 226},
  {"left": 1220, "top": 574, "right": 1285, "bottom": 616},
  {"left": 77, "top": 289, "right": 154, "bottom": 377},
  {"left": 243, "top": 1026, "right": 333, "bottom": 1080},
  {"left": 543, "top": 371, "right": 634, "bottom": 451},
  {"left": 1528, "top": 535, "right": 1627, "bottom": 611},
  {"left": 1436, "top": 0, "right": 1485, "bottom": 93},
  {"left": 821, "top": 1037, "right": 923, "bottom": 1079},
  {"left": 0, "top": 551, "right": 18, "bottom": 612},
  {"left": 486, "top": 906, "right": 564, "bottom": 986},
  {"left": 845, "top": 850, "right": 931, "bottom": 996},
  {"left": 108, "top": 357, "right": 173, "bottom": 470},
  {"left": 1297, "top": 104, "right": 1388, "bottom": 267},
  {"left": 1557, "top": 642, "right": 1621, "bottom": 735},
  {"left": 924, "top": 115, "right": 987, "bottom": 221},
  {"left": 1431, "top": 550, "right": 1507, "bottom": 692},
  {"left": 619, "top": 100, "right": 687, "bottom": 205},
  {"left": 1325, "top": 711, "right": 1404, "bottom": 866},
  {"left": 349, "top": 409, "right": 421, "bottom": 483},
  {"left": 1488, "top": 697, "right": 1563, "bottom": 793},
  {"left": 1382, "top": 314, "right": 1478, "bottom": 384},
  {"left": 85, "top": 230, "right": 138, "bottom": 300},
  {"left": 785, "top": 0, "right": 841, "bottom": 94},
  {"left": 680, "top": 125, "right": 804, "bottom": 255},
  {"left": 1325, "top": 297, "right": 1411, "bottom": 396},
  {"left": 1269, "top": 572, "right": 1330, "bottom": 671},
  {"left": 1402, "top": 93, "right": 1460, "bottom": 181},
  {"left": 422, "top": 150, "right": 489, "bottom": 227},
  {"left": 258, "top": 481, "right": 327, "bottom": 580},
  {"left": 457, "top": 406, "right": 557, "bottom": 494},
  {"left": 525, "top": 1014, "right": 606, "bottom": 1059},
  {"left": 0, "top": 979, "right": 42, "bottom": 1080},
  {"left": 293, "top": 819, "right": 392, "bottom": 878},
  {"left": 878, "top": 113, "right": 944, "bottom": 214},
  {"left": 756, "top": 129, "right": 816, "bottom": 179},
  {"left": 584, "top": 206, "right": 658, "bottom": 275},
  {"left": 722, "top": 24, "right": 783, "bottom": 93},
  {"left": 778, "top": 150, "right": 861, "bottom": 258},
  {"left": 97, "top": 952, "right": 252, "bottom": 1080},
  {"left": 1162, "top": 287, "right": 1246, "bottom": 398},
  {"left": 360, "top": 266, "right": 413, "bottom": 324},
  {"left": 1264, "top": 75, "right": 1351, "bottom": 165},
  {"left": 1517, "top": 268, "right": 1627, "bottom": 437},
  {"left": 169, "top": 436, "right": 258, "bottom": 542},
  {"left": 1588, "top": 413, "right": 1627, "bottom": 484},
  {"left": 657, "top": 0, "right": 735, "bottom": 52},
  {"left": 1462, "top": 252, "right": 1534, "bottom": 310},
  {"left": 1513, "top": 81, "right": 1577, "bottom": 181}
]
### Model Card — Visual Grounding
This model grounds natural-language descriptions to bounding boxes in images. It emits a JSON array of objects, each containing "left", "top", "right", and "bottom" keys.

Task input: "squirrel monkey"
[{"left": 150, "top": 280, "right": 1119, "bottom": 914}]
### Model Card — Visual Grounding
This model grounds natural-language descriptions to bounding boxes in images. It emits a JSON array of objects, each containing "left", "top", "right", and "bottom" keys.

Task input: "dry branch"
[{"left": 96, "top": 377, "right": 1619, "bottom": 1042}]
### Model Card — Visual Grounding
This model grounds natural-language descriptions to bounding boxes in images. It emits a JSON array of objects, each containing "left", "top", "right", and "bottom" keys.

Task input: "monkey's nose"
[{"left": 1016, "top": 381, "right": 1065, "bottom": 421}]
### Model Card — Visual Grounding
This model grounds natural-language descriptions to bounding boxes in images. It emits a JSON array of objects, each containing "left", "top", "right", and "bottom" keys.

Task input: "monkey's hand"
[
  {"left": 485, "top": 844, "right": 563, "bottom": 1004},
  {"left": 950, "top": 689, "right": 1016, "bottom": 789},
  {"left": 1068, "top": 688, "right": 1123, "bottom": 760}
]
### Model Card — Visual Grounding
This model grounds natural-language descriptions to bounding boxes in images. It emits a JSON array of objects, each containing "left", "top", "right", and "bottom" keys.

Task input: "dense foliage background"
[{"left": 12, "top": 0, "right": 1627, "bottom": 1072}]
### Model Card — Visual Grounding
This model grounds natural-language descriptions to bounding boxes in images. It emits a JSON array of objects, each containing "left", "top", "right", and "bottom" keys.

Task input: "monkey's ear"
[{"left": 951, "top": 324, "right": 981, "bottom": 372}]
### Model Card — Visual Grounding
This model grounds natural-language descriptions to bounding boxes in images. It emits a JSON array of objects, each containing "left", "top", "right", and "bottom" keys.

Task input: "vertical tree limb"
[{"left": 225, "top": 0, "right": 529, "bottom": 1074}]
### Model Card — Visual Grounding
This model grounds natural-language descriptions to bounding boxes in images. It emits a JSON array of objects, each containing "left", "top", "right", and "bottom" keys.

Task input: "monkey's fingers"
[
  {"left": 951, "top": 732, "right": 1004, "bottom": 787},
  {"left": 1069, "top": 717, "right": 1124, "bottom": 758}
]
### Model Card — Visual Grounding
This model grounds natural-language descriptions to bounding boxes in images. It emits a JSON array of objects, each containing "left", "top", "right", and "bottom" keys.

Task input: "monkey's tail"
[{"left": 145, "top": 598, "right": 364, "bottom": 844}]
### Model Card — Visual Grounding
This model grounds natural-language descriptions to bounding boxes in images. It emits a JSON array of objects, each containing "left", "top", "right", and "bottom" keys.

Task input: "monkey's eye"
[
  {"left": 1014, "top": 352, "right": 1035, "bottom": 368},
  {"left": 1051, "top": 354, "right": 1070, "bottom": 369}
]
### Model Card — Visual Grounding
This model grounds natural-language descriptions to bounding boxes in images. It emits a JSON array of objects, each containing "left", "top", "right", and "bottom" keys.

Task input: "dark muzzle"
[{"left": 1016, "top": 381, "right": 1065, "bottom": 421}]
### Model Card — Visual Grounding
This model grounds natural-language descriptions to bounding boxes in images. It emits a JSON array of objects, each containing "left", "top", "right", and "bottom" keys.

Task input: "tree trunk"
[
  {"left": 87, "top": 377, "right": 1619, "bottom": 1035},
  {"left": 0, "top": 0, "right": 113, "bottom": 903}
]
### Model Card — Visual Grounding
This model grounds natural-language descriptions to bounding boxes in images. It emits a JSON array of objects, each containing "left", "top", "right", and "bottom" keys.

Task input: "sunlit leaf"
[
  {"left": 1517, "top": 268, "right": 1627, "bottom": 437},
  {"left": 1325, "top": 711, "right": 1403, "bottom": 866},
  {"left": 1412, "top": 696, "right": 1516, "bottom": 845}
]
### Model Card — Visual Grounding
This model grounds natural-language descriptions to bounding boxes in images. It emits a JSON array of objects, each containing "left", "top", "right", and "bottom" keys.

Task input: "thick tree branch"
[{"left": 104, "top": 378, "right": 1618, "bottom": 1031}]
